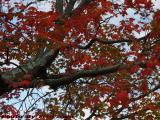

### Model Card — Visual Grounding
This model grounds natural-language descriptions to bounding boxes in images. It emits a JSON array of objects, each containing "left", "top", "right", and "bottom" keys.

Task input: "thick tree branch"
[
  {"left": 0, "top": 46, "right": 60, "bottom": 95},
  {"left": 0, "top": 52, "right": 151, "bottom": 96},
  {"left": 42, "top": 59, "right": 147, "bottom": 89}
]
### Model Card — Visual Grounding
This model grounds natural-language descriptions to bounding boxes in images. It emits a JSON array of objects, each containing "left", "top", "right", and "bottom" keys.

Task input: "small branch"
[
  {"left": 85, "top": 109, "right": 96, "bottom": 120},
  {"left": 131, "top": 84, "right": 160, "bottom": 101},
  {"left": 111, "top": 108, "right": 145, "bottom": 120},
  {"left": 77, "top": 39, "right": 96, "bottom": 49},
  {"left": 18, "top": 2, "right": 36, "bottom": 13}
]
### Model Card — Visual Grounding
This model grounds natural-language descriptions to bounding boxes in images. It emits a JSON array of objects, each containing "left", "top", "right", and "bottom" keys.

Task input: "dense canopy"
[{"left": 0, "top": 0, "right": 160, "bottom": 119}]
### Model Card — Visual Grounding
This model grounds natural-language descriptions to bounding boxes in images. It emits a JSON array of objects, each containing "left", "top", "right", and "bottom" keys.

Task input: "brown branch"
[
  {"left": 0, "top": 46, "right": 60, "bottom": 95},
  {"left": 85, "top": 109, "right": 96, "bottom": 120},
  {"left": 77, "top": 39, "right": 97, "bottom": 49},
  {"left": 76, "top": 0, "right": 93, "bottom": 9},
  {"left": 78, "top": 33, "right": 151, "bottom": 49},
  {"left": 45, "top": 63, "right": 122, "bottom": 89},
  {"left": 78, "top": 39, "right": 131, "bottom": 49},
  {"left": 17, "top": 2, "right": 36, "bottom": 14},
  {"left": 63, "top": 0, "right": 76, "bottom": 17},
  {"left": 56, "top": 0, "right": 63, "bottom": 14},
  {"left": 43, "top": 60, "right": 147, "bottom": 90},
  {"left": 63, "top": 0, "right": 94, "bottom": 18}
]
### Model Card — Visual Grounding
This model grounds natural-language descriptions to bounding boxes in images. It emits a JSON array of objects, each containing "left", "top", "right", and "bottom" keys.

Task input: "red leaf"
[
  {"left": 116, "top": 91, "right": 128, "bottom": 101},
  {"left": 145, "top": 103, "right": 158, "bottom": 110},
  {"left": 84, "top": 64, "right": 90, "bottom": 70},
  {"left": 146, "top": 59, "right": 157, "bottom": 68},
  {"left": 130, "top": 65, "right": 139, "bottom": 74},
  {"left": 83, "top": 55, "right": 91, "bottom": 62},
  {"left": 113, "top": 4, "right": 119, "bottom": 9},
  {"left": 121, "top": 9, "right": 127, "bottom": 16},
  {"left": 141, "top": 69, "right": 152, "bottom": 77},
  {"left": 116, "top": 91, "right": 129, "bottom": 107},
  {"left": 97, "top": 58, "right": 105, "bottom": 66},
  {"left": 125, "top": 0, "right": 133, "bottom": 7},
  {"left": 129, "top": 18, "right": 135, "bottom": 23},
  {"left": 20, "top": 80, "right": 31, "bottom": 87},
  {"left": 112, "top": 34, "right": 120, "bottom": 39}
]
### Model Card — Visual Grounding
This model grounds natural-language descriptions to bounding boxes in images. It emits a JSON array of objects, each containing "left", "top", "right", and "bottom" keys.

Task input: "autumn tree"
[{"left": 0, "top": 0, "right": 160, "bottom": 119}]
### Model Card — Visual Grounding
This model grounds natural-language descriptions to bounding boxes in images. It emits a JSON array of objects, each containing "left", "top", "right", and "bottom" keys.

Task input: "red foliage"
[
  {"left": 130, "top": 65, "right": 139, "bottom": 74},
  {"left": 116, "top": 91, "right": 129, "bottom": 107},
  {"left": 0, "top": 0, "right": 160, "bottom": 119}
]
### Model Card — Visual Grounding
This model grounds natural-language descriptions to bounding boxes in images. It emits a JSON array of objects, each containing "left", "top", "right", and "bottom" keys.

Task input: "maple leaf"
[{"left": 125, "top": 0, "right": 133, "bottom": 7}]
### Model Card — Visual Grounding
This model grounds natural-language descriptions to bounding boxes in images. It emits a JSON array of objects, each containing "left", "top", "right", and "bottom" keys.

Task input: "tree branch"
[
  {"left": 78, "top": 39, "right": 132, "bottom": 49},
  {"left": 77, "top": 0, "right": 93, "bottom": 9},
  {"left": 78, "top": 33, "right": 151, "bottom": 49},
  {"left": 0, "top": 46, "right": 60, "bottom": 95},
  {"left": 63, "top": 0, "right": 94, "bottom": 18},
  {"left": 131, "top": 84, "right": 160, "bottom": 101},
  {"left": 64, "top": 0, "right": 76, "bottom": 17},
  {"left": 45, "top": 63, "right": 122, "bottom": 89},
  {"left": 56, "top": 0, "right": 63, "bottom": 14}
]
